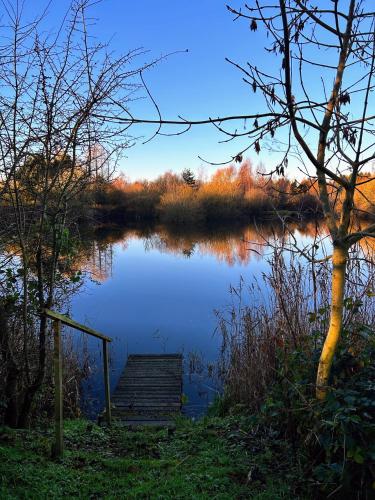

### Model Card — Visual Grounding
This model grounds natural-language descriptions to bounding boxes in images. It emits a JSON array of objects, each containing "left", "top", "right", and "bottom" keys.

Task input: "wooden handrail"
[
  {"left": 42, "top": 308, "right": 112, "bottom": 342},
  {"left": 41, "top": 308, "right": 112, "bottom": 458}
]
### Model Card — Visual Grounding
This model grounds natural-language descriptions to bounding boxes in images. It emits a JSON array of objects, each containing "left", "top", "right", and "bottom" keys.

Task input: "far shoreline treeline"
[
  {"left": 92, "top": 160, "right": 374, "bottom": 225},
  {"left": 94, "top": 160, "right": 322, "bottom": 224}
]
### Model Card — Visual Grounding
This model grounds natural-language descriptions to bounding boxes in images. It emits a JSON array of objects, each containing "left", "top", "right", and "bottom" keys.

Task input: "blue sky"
[
  {"left": 92, "top": 0, "right": 271, "bottom": 180},
  {"left": 23, "top": 1, "right": 372, "bottom": 181},
  {"left": 26, "top": 0, "right": 280, "bottom": 180}
]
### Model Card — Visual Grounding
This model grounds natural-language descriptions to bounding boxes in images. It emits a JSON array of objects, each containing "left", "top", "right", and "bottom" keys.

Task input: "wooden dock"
[{"left": 112, "top": 354, "right": 183, "bottom": 426}]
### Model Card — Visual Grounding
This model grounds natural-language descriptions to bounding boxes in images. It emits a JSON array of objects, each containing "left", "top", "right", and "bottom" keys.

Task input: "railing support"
[
  {"left": 42, "top": 308, "right": 112, "bottom": 458},
  {"left": 52, "top": 319, "right": 63, "bottom": 458},
  {"left": 103, "top": 339, "right": 112, "bottom": 426}
]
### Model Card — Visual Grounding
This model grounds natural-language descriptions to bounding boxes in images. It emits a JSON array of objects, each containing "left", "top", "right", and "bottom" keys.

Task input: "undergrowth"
[
  {"left": 237, "top": 329, "right": 375, "bottom": 499},
  {"left": 213, "top": 247, "right": 375, "bottom": 498},
  {"left": 216, "top": 292, "right": 375, "bottom": 497}
]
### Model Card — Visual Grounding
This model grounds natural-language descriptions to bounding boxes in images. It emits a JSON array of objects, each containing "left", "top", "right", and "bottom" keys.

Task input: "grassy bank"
[{"left": 0, "top": 417, "right": 297, "bottom": 499}]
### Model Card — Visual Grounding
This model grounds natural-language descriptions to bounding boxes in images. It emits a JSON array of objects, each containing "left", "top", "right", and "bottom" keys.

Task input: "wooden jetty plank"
[
  {"left": 128, "top": 354, "right": 182, "bottom": 359},
  {"left": 113, "top": 389, "right": 181, "bottom": 395},
  {"left": 112, "top": 354, "right": 183, "bottom": 427},
  {"left": 113, "top": 394, "right": 181, "bottom": 400}
]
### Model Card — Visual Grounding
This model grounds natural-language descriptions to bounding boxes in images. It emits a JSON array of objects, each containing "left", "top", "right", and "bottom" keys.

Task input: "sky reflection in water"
[{"left": 71, "top": 222, "right": 319, "bottom": 417}]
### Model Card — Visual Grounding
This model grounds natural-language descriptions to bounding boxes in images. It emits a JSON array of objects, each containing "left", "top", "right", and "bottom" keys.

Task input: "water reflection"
[
  {"left": 81, "top": 220, "right": 320, "bottom": 278},
  {"left": 1, "top": 217, "right": 371, "bottom": 419},
  {"left": 72, "top": 220, "right": 322, "bottom": 417},
  {"left": 84, "top": 243, "right": 114, "bottom": 283}
]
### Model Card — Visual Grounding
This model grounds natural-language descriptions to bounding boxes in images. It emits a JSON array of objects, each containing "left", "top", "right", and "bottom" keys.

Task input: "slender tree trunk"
[
  {"left": 0, "top": 304, "right": 20, "bottom": 427},
  {"left": 17, "top": 316, "right": 48, "bottom": 427},
  {"left": 4, "top": 367, "right": 20, "bottom": 427},
  {"left": 316, "top": 243, "right": 348, "bottom": 400},
  {"left": 17, "top": 246, "right": 48, "bottom": 428}
]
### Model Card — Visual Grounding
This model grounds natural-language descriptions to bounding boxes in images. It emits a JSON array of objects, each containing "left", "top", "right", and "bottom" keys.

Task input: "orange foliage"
[
  {"left": 94, "top": 159, "right": 327, "bottom": 222},
  {"left": 354, "top": 174, "right": 375, "bottom": 218}
]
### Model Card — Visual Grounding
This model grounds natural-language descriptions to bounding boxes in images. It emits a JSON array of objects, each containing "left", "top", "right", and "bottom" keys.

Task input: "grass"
[{"left": 0, "top": 417, "right": 298, "bottom": 499}]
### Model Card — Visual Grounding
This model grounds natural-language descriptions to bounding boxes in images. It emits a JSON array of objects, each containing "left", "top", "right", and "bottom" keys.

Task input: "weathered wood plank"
[
  {"left": 113, "top": 389, "right": 180, "bottom": 394},
  {"left": 119, "top": 375, "right": 179, "bottom": 379},
  {"left": 123, "top": 370, "right": 181, "bottom": 374},
  {"left": 119, "top": 378, "right": 180, "bottom": 383},
  {"left": 128, "top": 354, "right": 183, "bottom": 359},
  {"left": 114, "top": 396, "right": 177, "bottom": 400},
  {"left": 124, "top": 365, "right": 181, "bottom": 370},
  {"left": 43, "top": 308, "right": 111, "bottom": 342},
  {"left": 112, "top": 410, "right": 180, "bottom": 417},
  {"left": 114, "top": 402, "right": 180, "bottom": 406},
  {"left": 121, "top": 421, "right": 176, "bottom": 427},
  {"left": 112, "top": 354, "right": 183, "bottom": 427},
  {"left": 113, "top": 395, "right": 181, "bottom": 401},
  {"left": 112, "top": 409, "right": 179, "bottom": 414}
]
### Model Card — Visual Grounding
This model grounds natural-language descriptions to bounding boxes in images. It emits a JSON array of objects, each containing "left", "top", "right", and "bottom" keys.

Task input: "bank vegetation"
[{"left": 93, "top": 161, "right": 375, "bottom": 226}]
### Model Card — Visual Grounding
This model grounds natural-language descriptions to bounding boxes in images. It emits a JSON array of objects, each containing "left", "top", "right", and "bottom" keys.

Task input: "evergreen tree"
[{"left": 182, "top": 168, "right": 197, "bottom": 189}]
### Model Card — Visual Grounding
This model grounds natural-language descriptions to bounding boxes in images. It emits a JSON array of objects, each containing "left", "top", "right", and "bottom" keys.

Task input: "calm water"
[{"left": 70, "top": 222, "right": 317, "bottom": 417}]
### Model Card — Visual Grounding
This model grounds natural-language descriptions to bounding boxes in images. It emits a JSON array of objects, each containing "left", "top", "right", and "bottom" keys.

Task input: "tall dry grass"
[{"left": 216, "top": 244, "right": 375, "bottom": 409}]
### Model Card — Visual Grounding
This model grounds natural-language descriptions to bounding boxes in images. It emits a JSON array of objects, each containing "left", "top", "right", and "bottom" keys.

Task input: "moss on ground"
[{"left": 0, "top": 417, "right": 298, "bottom": 499}]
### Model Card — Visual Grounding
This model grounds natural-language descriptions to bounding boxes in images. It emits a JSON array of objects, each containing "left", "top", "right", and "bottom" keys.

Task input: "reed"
[{"left": 216, "top": 243, "right": 375, "bottom": 409}]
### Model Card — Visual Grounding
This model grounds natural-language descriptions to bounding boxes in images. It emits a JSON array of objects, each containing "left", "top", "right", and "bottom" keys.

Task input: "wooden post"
[
  {"left": 103, "top": 339, "right": 111, "bottom": 426},
  {"left": 42, "top": 309, "right": 112, "bottom": 442},
  {"left": 52, "top": 319, "right": 63, "bottom": 458}
]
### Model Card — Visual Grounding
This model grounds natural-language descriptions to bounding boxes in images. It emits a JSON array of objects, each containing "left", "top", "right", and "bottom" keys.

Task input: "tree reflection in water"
[{"left": 80, "top": 220, "right": 321, "bottom": 280}]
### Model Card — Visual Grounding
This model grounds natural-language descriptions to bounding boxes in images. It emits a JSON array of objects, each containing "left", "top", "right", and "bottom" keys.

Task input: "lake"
[{"left": 70, "top": 221, "right": 319, "bottom": 417}]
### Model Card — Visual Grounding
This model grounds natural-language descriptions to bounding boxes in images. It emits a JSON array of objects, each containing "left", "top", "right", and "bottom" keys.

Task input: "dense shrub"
[
  {"left": 257, "top": 327, "right": 375, "bottom": 498},
  {"left": 159, "top": 185, "right": 204, "bottom": 224}
]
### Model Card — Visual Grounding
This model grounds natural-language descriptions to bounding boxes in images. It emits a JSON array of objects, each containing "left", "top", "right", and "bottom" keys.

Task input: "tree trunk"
[
  {"left": 17, "top": 314, "right": 48, "bottom": 428},
  {"left": 17, "top": 247, "right": 49, "bottom": 428},
  {"left": 0, "top": 304, "right": 21, "bottom": 427},
  {"left": 4, "top": 367, "right": 20, "bottom": 427},
  {"left": 316, "top": 243, "right": 348, "bottom": 400}
]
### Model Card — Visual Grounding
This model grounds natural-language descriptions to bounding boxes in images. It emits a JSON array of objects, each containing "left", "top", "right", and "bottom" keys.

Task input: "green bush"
[{"left": 256, "top": 322, "right": 375, "bottom": 498}]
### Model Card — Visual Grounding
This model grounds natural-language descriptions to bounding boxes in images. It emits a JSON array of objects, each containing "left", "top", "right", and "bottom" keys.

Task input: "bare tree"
[
  {"left": 0, "top": 0, "right": 154, "bottom": 426},
  {"left": 110, "top": 0, "right": 375, "bottom": 400}
]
